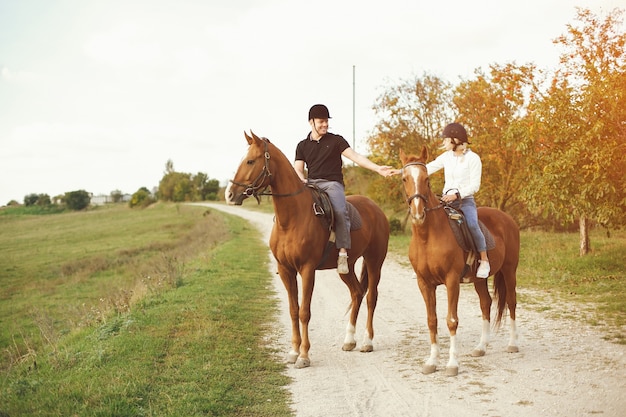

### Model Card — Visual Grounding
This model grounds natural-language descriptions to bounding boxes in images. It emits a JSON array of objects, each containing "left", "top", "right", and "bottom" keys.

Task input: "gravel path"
[{"left": 198, "top": 203, "right": 626, "bottom": 417}]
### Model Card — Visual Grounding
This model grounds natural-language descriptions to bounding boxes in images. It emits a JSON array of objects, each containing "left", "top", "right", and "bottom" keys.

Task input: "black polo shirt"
[{"left": 295, "top": 132, "right": 350, "bottom": 184}]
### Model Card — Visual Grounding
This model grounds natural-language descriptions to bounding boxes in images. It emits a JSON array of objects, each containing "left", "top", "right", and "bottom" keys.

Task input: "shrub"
[
  {"left": 389, "top": 217, "right": 404, "bottom": 235},
  {"left": 129, "top": 187, "right": 156, "bottom": 208},
  {"left": 64, "top": 190, "right": 90, "bottom": 211}
]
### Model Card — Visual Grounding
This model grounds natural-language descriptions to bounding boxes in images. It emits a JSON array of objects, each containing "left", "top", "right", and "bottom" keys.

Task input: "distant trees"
[
  {"left": 24, "top": 193, "right": 51, "bottom": 206},
  {"left": 157, "top": 159, "right": 220, "bottom": 202},
  {"left": 15, "top": 159, "right": 221, "bottom": 211}
]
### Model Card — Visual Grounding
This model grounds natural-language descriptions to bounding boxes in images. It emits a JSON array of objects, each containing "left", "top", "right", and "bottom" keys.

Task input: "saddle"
[
  {"left": 306, "top": 184, "right": 362, "bottom": 269},
  {"left": 307, "top": 184, "right": 363, "bottom": 234},
  {"left": 444, "top": 205, "right": 495, "bottom": 282}
]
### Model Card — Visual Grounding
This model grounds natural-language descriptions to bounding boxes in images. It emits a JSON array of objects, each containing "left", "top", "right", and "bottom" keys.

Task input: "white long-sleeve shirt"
[{"left": 426, "top": 149, "right": 482, "bottom": 199}]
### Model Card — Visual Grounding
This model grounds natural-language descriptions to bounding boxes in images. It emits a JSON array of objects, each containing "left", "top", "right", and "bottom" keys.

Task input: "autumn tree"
[{"left": 519, "top": 8, "right": 626, "bottom": 255}]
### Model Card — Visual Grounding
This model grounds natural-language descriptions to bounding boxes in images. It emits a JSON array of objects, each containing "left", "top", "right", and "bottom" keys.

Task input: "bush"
[
  {"left": 389, "top": 217, "right": 404, "bottom": 235},
  {"left": 129, "top": 187, "right": 156, "bottom": 208},
  {"left": 64, "top": 190, "right": 90, "bottom": 211}
]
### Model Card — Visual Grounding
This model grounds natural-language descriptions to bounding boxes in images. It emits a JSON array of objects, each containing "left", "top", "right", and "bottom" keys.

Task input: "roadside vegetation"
[{"left": 0, "top": 204, "right": 291, "bottom": 417}]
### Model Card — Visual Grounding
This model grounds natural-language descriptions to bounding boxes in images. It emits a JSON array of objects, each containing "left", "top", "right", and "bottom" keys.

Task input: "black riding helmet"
[
  {"left": 442, "top": 123, "right": 470, "bottom": 144},
  {"left": 308, "top": 104, "right": 331, "bottom": 120}
]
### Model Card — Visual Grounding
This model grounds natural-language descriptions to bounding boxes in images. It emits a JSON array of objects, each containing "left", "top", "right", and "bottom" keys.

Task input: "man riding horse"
[{"left": 294, "top": 104, "right": 395, "bottom": 274}]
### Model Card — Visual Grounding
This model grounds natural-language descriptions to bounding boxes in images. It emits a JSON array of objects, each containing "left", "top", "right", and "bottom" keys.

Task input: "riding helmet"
[
  {"left": 442, "top": 123, "right": 469, "bottom": 143},
  {"left": 308, "top": 104, "right": 331, "bottom": 120}
]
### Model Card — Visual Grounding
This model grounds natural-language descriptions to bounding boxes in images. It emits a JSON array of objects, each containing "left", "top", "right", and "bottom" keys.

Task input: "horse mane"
[{"left": 248, "top": 131, "right": 303, "bottom": 184}]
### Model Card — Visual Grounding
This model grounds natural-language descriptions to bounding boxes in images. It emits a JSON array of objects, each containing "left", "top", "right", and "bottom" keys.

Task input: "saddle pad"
[
  {"left": 447, "top": 218, "right": 495, "bottom": 252},
  {"left": 347, "top": 203, "right": 362, "bottom": 231}
]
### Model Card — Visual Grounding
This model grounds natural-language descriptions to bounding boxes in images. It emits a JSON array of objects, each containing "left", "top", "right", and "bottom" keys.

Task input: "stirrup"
[{"left": 313, "top": 202, "right": 325, "bottom": 216}]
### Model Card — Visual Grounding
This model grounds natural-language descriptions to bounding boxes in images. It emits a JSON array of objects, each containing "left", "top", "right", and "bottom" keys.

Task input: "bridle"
[
  {"left": 401, "top": 161, "right": 444, "bottom": 215},
  {"left": 229, "top": 139, "right": 306, "bottom": 202}
]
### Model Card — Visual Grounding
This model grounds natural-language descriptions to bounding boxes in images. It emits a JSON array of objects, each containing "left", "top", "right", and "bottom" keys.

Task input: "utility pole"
[{"left": 352, "top": 65, "right": 356, "bottom": 163}]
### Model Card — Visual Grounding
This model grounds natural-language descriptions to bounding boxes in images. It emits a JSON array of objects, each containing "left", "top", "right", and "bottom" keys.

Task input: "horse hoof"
[
  {"left": 445, "top": 366, "right": 459, "bottom": 377},
  {"left": 471, "top": 349, "right": 486, "bottom": 357},
  {"left": 294, "top": 357, "right": 310, "bottom": 369},
  {"left": 342, "top": 342, "right": 357, "bottom": 351},
  {"left": 286, "top": 352, "right": 298, "bottom": 364},
  {"left": 422, "top": 364, "right": 437, "bottom": 375},
  {"left": 359, "top": 344, "right": 373, "bottom": 353},
  {"left": 507, "top": 345, "right": 519, "bottom": 353}
]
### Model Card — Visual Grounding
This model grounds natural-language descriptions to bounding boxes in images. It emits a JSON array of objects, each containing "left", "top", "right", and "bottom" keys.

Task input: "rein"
[
  {"left": 402, "top": 161, "right": 444, "bottom": 213},
  {"left": 229, "top": 139, "right": 306, "bottom": 201}
]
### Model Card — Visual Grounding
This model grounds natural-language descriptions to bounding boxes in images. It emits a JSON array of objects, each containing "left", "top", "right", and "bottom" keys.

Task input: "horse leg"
[
  {"left": 294, "top": 267, "right": 315, "bottom": 369},
  {"left": 361, "top": 265, "right": 380, "bottom": 353},
  {"left": 444, "top": 281, "right": 460, "bottom": 376},
  {"left": 471, "top": 278, "right": 492, "bottom": 357},
  {"left": 417, "top": 279, "right": 439, "bottom": 374},
  {"left": 277, "top": 264, "right": 301, "bottom": 364},
  {"left": 339, "top": 266, "right": 364, "bottom": 352},
  {"left": 502, "top": 269, "right": 519, "bottom": 353}
]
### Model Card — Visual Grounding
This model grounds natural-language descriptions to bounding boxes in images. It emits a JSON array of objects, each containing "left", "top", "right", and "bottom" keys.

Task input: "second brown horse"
[{"left": 399, "top": 146, "right": 520, "bottom": 376}]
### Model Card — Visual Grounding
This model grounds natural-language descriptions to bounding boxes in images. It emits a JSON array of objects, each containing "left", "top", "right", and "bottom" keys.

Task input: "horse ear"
[
  {"left": 420, "top": 146, "right": 429, "bottom": 162},
  {"left": 250, "top": 130, "right": 261, "bottom": 141},
  {"left": 244, "top": 130, "right": 253, "bottom": 145},
  {"left": 399, "top": 149, "right": 407, "bottom": 164}
]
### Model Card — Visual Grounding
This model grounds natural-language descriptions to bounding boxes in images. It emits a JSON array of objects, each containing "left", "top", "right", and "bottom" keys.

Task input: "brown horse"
[
  {"left": 399, "top": 147, "right": 520, "bottom": 376},
  {"left": 225, "top": 131, "right": 390, "bottom": 368}
]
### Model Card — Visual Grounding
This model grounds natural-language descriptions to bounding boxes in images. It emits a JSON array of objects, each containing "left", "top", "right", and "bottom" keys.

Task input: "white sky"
[{"left": 0, "top": 0, "right": 623, "bottom": 204}]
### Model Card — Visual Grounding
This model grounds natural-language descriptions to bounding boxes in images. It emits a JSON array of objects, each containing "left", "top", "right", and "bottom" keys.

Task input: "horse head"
[
  {"left": 225, "top": 131, "right": 273, "bottom": 205},
  {"left": 399, "top": 146, "right": 435, "bottom": 225}
]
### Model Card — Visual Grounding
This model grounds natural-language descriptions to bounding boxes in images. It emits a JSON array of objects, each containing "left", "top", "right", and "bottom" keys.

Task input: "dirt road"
[{"left": 199, "top": 203, "right": 626, "bottom": 417}]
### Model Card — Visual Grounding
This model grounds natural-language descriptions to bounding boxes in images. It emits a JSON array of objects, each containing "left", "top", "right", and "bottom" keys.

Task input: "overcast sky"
[{"left": 0, "top": 0, "right": 623, "bottom": 204}]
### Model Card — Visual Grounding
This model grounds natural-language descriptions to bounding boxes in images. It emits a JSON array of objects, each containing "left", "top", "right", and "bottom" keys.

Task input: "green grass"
[{"left": 0, "top": 203, "right": 291, "bottom": 416}]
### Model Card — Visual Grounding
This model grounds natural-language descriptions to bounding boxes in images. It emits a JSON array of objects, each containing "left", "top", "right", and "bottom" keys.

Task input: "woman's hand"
[{"left": 441, "top": 193, "right": 458, "bottom": 203}]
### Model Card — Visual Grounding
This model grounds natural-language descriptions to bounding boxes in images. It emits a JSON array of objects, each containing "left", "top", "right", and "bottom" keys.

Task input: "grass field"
[
  {"left": 0, "top": 203, "right": 291, "bottom": 416},
  {"left": 0, "top": 202, "right": 624, "bottom": 415}
]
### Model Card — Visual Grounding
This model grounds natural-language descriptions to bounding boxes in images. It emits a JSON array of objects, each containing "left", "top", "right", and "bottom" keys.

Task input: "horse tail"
[{"left": 493, "top": 270, "right": 507, "bottom": 329}]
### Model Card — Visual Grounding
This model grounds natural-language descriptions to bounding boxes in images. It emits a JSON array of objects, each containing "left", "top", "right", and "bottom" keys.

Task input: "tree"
[
  {"left": 64, "top": 190, "right": 90, "bottom": 211},
  {"left": 110, "top": 189, "right": 124, "bottom": 203},
  {"left": 370, "top": 73, "right": 454, "bottom": 163},
  {"left": 24, "top": 193, "right": 52, "bottom": 206},
  {"left": 24, "top": 193, "right": 39, "bottom": 206},
  {"left": 519, "top": 8, "right": 626, "bottom": 255},
  {"left": 204, "top": 178, "right": 220, "bottom": 201},
  {"left": 157, "top": 160, "right": 220, "bottom": 202},
  {"left": 367, "top": 73, "right": 455, "bottom": 206}
]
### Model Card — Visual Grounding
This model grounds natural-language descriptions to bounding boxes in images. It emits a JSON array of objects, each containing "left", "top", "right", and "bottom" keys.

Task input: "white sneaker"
[
  {"left": 337, "top": 254, "right": 349, "bottom": 274},
  {"left": 476, "top": 260, "right": 490, "bottom": 278}
]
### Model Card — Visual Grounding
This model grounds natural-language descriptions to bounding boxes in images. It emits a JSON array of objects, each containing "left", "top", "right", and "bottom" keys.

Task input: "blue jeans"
[
  {"left": 308, "top": 179, "right": 351, "bottom": 249},
  {"left": 451, "top": 196, "right": 487, "bottom": 252}
]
